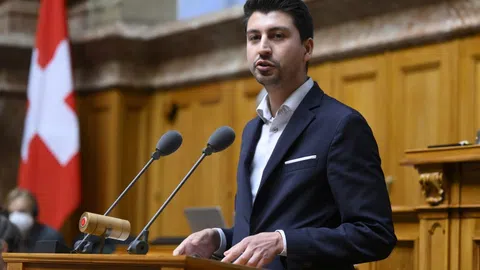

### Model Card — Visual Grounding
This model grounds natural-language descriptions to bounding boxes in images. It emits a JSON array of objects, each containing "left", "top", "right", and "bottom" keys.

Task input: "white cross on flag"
[{"left": 18, "top": 0, "right": 80, "bottom": 230}]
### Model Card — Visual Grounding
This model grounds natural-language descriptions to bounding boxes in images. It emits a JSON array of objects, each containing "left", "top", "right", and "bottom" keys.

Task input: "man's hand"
[
  {"left": 173, "top": 228, "right": 220, "bottom": 259},
  {"left": 221, "top": 232, "right": 284, "bottom": 268}
]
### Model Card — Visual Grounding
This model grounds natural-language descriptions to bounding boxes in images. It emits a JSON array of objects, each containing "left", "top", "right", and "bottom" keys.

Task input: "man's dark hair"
[{"left": 243, "top": 0, "right": 314, "bottom": 43}]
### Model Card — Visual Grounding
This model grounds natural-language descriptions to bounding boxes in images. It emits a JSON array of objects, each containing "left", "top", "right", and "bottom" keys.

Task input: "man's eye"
[
  {"left": 248, "top": 35, "right": 260, "bottom": 41},
  {"left": 274, "top": 33, "right": 284, "bottom": 39}
]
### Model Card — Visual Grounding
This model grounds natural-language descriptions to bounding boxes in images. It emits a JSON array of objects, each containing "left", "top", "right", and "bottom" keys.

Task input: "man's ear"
[{"left": 303, "top": 38, "right": 314, "bottom": 62}]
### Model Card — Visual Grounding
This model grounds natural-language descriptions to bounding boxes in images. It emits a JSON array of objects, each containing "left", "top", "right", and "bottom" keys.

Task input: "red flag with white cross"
[{"left": 18, "top": 0, "right": 81, "bottom": 230}]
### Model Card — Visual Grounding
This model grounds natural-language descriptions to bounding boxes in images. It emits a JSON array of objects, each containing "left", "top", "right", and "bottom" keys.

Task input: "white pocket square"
[{"left": 284, "top": 155, "right": 317, "bottom": 164}]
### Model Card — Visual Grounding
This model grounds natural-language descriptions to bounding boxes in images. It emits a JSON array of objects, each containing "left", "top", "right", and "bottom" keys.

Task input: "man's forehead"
[
  {"left": 8, "top": 197, "right": 32, "bottom": 210},
  {"left": 246, "top": 11, "right": 294, "bottom": 31}
]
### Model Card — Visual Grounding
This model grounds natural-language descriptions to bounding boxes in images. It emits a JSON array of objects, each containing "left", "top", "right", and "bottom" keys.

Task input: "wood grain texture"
[
  {"left": 401, "top": 145, "right": 480, "bottom": 166},
  {"left": 389, "top": 41, "right": 458, "bottom": 208},
  {"left": 147, "top": 81, "right": 236, "bottom": 237},
  {"left": 3, "top": 253, "right": 254, "bottom": 270},
  {"left": 459, "top": 35, "right": 480, "bottom": 143}
]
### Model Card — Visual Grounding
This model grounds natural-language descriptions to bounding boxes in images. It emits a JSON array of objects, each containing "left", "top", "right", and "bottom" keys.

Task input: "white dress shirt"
[{"left": 214, "top": 78, "right": 314, "bottom": 257}]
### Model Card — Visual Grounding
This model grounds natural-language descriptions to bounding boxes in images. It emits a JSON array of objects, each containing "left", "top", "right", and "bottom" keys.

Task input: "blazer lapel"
[
  {"left": 255, "top": 84, "right": 324, "bottom": 198},
  {"left": 238, "top": 117, "right": 263, "bottom": 215}
]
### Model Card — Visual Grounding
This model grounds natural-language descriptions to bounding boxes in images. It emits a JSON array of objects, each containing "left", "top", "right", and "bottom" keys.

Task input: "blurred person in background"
[
  {"left": 4, "top": 188, "right": 65, "bottom": 252},
  {"left": 0, "top": 209, "right": 23, "bottom": 270}
]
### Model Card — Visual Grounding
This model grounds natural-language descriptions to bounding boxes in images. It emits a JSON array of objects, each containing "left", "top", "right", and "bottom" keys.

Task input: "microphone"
[
  {"left": 127, "top": 126, "right": 236, "bottom": 254},
  {"left": 202, "top": 126, "right": 236, "bottom": 155},
  {"left": 79, "top": 212, "right": 131, "bottom": 241},
  {"left": 73, "top": 130, "right": 183, "bottom": 253}
]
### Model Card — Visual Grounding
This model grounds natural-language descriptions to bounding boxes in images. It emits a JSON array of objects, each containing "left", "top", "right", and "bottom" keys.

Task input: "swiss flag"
[{"left": 18, "top": 0, "right": 80, "bottom": 230}]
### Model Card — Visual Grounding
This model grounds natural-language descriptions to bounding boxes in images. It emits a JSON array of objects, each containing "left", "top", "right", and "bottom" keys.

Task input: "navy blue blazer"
[
  {"left": 222, "top": 82, "right": 397, "bottom": 269},
  {"left": 25, "top": 222, "right": 66, "bottom": 252}
]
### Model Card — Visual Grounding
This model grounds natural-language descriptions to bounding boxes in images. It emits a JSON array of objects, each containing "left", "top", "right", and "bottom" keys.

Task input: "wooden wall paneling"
[
  {"left": 459, "top": 34, "right": 480, "bottom": 144},
  {"left": 331, "top": 54, "right": 392, "bottom": 201},
  {"left": 116, "top": 92, "right": 151, "bottom": 235},
  {"left": 389, "top": 42, "right": 458, "bottom": 208},
  {"left": 77, "top": 91, "right": 123, "bottom": 218},
  {"left": 449, "top": 211, "right": 461, "bottom": 270},
  {"left": 459, "top": 163, "right": 480, "bottom": 206},
  {"left": 460, "top": 213, "right": 480, "bottom": 270},
  {"left": 473, "top": 235, "right": 480, "bottom": 270},
  {"left": 309, "top": 62, "right": 333, "bottom": 97},
  {"left": 375, "top": 238, "right": 418, "bottom": 270},
  {"left": 191, "top": 83, "right": 235, "bottom": 226},
  {"left": 78, "top": 91, "right": 151, "bottom": 237},
  {"left": 374, "top": 222, "right": 419, "bottom": 270},
  {"left": 418, "top": 213, "right": 450, "bottom": 270},
  {"left": 356, "top": 213, "right": 420, "bottom": 270},
  {"left": 460, "top": 218, "right": 479, "bottom": 270},
  {"left": 146, "top": 91, "right": 169, "bottom": 238},
  {"left": 148, "top": 82, "right": 235, "bottom": 237}
]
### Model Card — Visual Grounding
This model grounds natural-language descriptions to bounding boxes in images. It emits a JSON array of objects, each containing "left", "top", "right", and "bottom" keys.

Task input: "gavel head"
[{"left": 79, "top": 212, "right": 131, "bottom": 241}]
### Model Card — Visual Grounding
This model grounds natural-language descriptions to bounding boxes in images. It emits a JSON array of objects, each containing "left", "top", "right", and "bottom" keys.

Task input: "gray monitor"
[{"left": 184, "top": 206, "right": 226, "bottom": 233}]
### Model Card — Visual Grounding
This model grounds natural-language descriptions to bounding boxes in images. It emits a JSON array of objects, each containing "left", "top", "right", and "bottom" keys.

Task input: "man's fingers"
[
  {"left": 233, "top": 249, "right": 254, "bottom": 265},
  {"left": 221, "top": 250, "right": 239, "bottom": 263},
  {"left": 221, "top": 243, "right": 245, "bottom": 263},
  {"left": 172, "top": 246, "right": 184, "bottom": 256},
  {"left": 246, "top": 252, "right": 263, "bottom": 267},
  {"left": 173, "top": 240, "right": 186, "bottom": 255},
  {"left": 172, "top": 245, "right": 184, "bottom": 256}
]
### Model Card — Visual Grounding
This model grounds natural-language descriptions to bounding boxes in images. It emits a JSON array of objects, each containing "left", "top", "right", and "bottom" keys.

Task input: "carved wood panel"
[{"left": 389, "top": 42, "right": 458, "bottom": 207}]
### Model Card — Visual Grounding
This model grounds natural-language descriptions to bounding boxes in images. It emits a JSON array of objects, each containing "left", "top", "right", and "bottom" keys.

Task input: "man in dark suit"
[{"left": 173, "top": 0, "right": 397, "bottom": 269}]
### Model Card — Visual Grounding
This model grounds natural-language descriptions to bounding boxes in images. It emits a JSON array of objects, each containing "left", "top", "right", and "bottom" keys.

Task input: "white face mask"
[{"left": 9, "top": 211, "right": 34, "bottom": 235}]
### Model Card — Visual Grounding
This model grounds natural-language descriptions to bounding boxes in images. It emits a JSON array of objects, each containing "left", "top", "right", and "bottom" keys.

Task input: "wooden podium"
[
  {"left": 399, "top": 145, "right": 480, "bottom": 270},
  {"left": 2, "top": 253, "right": 254, "bottom": 270}
]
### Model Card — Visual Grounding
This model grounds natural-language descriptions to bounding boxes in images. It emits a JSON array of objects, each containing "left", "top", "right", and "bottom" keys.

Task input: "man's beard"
[
  {"left": 252, "top": 68, "right": 281, "bottom": 86},
  {"left": 251, "top": 57, "right": 282, "bottom": 86}
]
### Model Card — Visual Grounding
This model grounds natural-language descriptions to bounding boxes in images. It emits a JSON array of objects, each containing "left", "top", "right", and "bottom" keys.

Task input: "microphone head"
[
  {"left": 206, "top": 126, "right": 235, "bottom": 154},
  {"left": 156, "top": 130, "right": 183, "bottom": 156},
  {"left": 156, "top": 130, "right": 183, "bottom": 157}
]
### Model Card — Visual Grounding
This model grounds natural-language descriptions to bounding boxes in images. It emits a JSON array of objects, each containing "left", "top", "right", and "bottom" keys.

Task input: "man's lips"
[
  {"left": 255, "top": 60, "right": 275, "bottom": 72},
  {"left": 256, "top": 60, "right": 275, "bottom": 67}
]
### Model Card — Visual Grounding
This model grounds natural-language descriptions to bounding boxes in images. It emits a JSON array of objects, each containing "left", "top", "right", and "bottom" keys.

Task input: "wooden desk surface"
[
  {"left": 2, "top": 253, "right": 254, "bottom": 270},
  {"left": 401, "top": 144, "right": 480, "bottom": 165},
  {"left": 114, "top": 244, "right": 176, "bottom": 255}
]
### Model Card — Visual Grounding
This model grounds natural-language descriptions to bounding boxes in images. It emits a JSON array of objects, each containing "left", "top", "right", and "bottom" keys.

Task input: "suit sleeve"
[
  {"left": 221, "top": 227, "right": 234, "bottom": 250},
  {"left": 283, "top": 112, "right": 397, "bottom": 264},
  {"left": 220, "top": 193, "right": 236, "bottom": 250}
]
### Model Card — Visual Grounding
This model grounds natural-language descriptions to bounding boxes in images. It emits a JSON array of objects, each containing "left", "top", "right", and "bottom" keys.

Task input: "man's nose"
[{"left": 258, "top": 36, "right": 272, "bottom": 56}]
